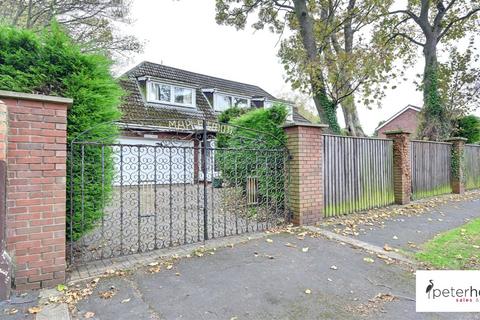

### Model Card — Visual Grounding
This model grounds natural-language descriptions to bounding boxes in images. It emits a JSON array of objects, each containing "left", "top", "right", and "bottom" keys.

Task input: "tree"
[
  {"left": 216, "top": 0, "right": 394, "bottom": 136},
  {"left": 381, "top": 0, "right": 480, "bottom": 140},
  {"left": 455, "top": 115, "right": 480, "bottom": 144},
  {"left": 437, "top": 45, "right": 480, "bottom": 119},
  {"left": 216, "top": 0, "right": 341, "bottom": 133},
  {"left": 0, "top": 24, "right": 123, "bottom": 240},
  {"left": 0, "top": 0, "right": 141, "bottom": 57}
]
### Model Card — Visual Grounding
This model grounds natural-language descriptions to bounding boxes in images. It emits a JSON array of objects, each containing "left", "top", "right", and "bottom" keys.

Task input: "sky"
[{"left": 119, "top": 0, "right": 478, "bottom": 135}]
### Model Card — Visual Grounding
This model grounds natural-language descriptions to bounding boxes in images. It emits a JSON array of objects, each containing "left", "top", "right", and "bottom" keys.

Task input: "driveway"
[{"left": 72, "top": 231, "right": 478, "bottom": 320}]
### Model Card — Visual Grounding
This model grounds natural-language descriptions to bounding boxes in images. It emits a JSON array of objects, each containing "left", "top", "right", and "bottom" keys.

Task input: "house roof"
[
  {"left": 118, "top": 61, "right": 310, "bottom": 125},
  {"left": 375, "top": 104, "right": 421, "bottom": 131}
]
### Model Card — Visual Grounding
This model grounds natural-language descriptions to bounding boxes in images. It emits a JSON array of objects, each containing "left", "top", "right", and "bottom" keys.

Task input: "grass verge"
[{"left": 416, "top": 218, "right": 480, "bottom": 269}]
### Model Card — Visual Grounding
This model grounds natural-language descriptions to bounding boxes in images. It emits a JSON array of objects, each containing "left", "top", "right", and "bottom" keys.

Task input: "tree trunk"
[
  {"left": 292, "top": 0, "right": 340, "bottom": 133},
  {"left": 341, "top": 95, "right": 365, "bottom": 136},
  {"left": 417, "top": 36, "right": 450, "bottom": 140}
]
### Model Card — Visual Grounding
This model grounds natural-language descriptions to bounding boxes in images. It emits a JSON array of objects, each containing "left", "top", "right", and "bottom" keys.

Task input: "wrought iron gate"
[{"left": 68, "top": 119, "right": 290, "bottom": 264}]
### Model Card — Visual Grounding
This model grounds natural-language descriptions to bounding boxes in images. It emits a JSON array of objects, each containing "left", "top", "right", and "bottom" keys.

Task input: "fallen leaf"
[
  {"left": 56, "top": 284, "right": 66, "bottom": 292},
  {"left": 383, "top": 244, "right": 393, "bottom": 252},
  {"left": 5, "top": 308, "right": 18, "bottom": 315},
  {"left": 148, "top": 262, "right": 159, "bottom": 267},
  {"left": 363, "top": 257, "right": 375, "bottom": 263},
  {"left": 166, "top": 265, "right": 173, "bottom": 270},
  {"left": 84, "top": 311, "right": 95, "bottom": 318},
  {"left": 28, "top": 306, "right": 42, "bottom": 314},
  {"left": 99, "top": 289, "right": 116, "bottom": 299},
  {"left": 266, "top": 238, "right": 273, "bottom": 243},
  {"left": 302, "top": 247, "right": 309, "bottom": 253}
]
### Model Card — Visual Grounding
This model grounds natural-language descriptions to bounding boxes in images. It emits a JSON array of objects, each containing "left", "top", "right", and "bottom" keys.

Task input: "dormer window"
[
  {"left": 213, "top": 93, "right": 250, "bottom": 112},
  {"left": 146, "top": 80, "right": 195, "bottom": 108}
]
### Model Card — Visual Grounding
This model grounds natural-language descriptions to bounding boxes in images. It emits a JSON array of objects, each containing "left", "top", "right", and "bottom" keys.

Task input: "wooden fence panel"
[
  {"left": 410, "top": 141, "right": 452, "bottom": 200},
  {"left": 465, "top": 144, "right": 480, "bottom": 190},
  {"left": 323, "top": 135, "right": 394, "bottom": 217}
]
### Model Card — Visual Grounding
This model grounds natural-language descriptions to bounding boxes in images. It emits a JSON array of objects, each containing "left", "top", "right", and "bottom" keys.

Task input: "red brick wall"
[
  {"left": 284, "top": 124, "right": 325, "bottom": 225},
  {"left": 378, "top": 109, "right": 419, "bottom": 138},
  {"left": 0, "top": 93, "right": 70, "bottom": 290}
]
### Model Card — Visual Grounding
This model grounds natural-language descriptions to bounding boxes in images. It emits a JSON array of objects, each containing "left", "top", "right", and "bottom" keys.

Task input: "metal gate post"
[
  {"left": 0, "top": 160, "right": 12, "bottom": 300},
  {"left": 202, "top": 120, "right": 208, "bottom": 241}
]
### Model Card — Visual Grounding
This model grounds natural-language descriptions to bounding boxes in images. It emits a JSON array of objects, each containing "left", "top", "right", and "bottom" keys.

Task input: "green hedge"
[
  {"left": 0, "top": 24, "right": 122, "bottom": 241},
  {"left": 217, "top": 105, "right": 288, "bottom": 212}
]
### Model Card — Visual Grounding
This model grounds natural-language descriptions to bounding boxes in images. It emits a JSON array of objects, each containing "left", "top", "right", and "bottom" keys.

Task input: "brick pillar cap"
[
  {"left": 444, "top": 137, "right": 468, "bottom": 142},
  {"left": 0, "top": 90, "right": 73, "bottom": 105},
  {"left": 282, "top": 122, "right": 329, "bottom": 129},
  {"left": 384, "top": 129, "right": 411, "bottom": 135}
]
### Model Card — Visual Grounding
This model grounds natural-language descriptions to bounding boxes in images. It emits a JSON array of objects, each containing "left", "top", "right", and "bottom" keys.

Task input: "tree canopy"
[
  {"left": 379, "top": 0, "right": 480, "bottom": 140},
  {"left": 216, "top": 0, "right": 395, "bottom": 136},
  {"left": 0, "top": 0, "right": 142, "bottom": 57}
]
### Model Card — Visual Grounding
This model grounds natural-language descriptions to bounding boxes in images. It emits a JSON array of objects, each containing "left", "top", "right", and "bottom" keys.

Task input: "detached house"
[{"left": 116, "top": 61, "right": 309, "bottom": 183}]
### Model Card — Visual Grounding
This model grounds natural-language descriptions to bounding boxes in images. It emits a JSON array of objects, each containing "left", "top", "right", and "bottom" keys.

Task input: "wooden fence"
[
  {"left": 323, "top": 135, "right": 395, "bottom": 217},
  {"left": 465, "top": 144, "right": 480, "bottom": 190},
  {"left": 410, "top": 140, "right": 452, "bottom": 200}
]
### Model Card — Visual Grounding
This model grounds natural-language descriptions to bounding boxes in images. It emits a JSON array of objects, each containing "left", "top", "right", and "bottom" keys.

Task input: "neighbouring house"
[
  {"left": 115, "top": 61, "right": 309, "bottom": 184},
  {"left": 375, "top": 105, "right": 421, "bottom": 138}
]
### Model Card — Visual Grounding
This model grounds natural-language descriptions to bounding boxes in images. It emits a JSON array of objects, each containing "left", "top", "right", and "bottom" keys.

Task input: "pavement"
[{"left": 324, "top": 195, "right": 480, "bottom": 256}]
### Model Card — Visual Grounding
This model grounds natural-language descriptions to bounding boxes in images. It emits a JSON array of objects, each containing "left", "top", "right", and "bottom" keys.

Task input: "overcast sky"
[{"left": 119, "top": 0, "right": 478, "bottom": 135}]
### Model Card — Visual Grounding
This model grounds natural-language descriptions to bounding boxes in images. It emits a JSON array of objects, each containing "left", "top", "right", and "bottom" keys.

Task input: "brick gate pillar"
[
  {"left": 283, "top": 123, "right": 328, "bottom": 225},
  {"left": 445, "top": 137, "right": 467, "bottom": 194},
  {"left": 0, "top": 90, "right": 72, "bottom": 292},
  {"left": 385, "top": 130, "right": 411, "bottom": 205}
]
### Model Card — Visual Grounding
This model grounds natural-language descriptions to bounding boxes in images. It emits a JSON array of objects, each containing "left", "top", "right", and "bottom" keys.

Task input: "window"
[
  {"left": 214, "top": 93, "right": 250, "bottom": 111},
  {"left": 146, "top": 81, "right": 195, "bottom": 107}
]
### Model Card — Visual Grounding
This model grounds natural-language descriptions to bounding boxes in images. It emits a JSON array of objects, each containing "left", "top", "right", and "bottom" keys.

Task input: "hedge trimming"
[{"left": 0, "top": 24, "right": 122, "bottom": 241}]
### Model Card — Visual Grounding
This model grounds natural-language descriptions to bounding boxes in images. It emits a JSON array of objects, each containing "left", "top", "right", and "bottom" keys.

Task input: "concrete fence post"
[
  {"left": 445, "top": 137, "right": 467, "bottom": 194},
  {"left": 0, "top": 90, "right": 72, "bottom": 293},
  {"left": 283, "top": 123, "right": 328, "bottom": 225},
  {"left": 385, "top": 130, "right": 412, "bottom": 205}
]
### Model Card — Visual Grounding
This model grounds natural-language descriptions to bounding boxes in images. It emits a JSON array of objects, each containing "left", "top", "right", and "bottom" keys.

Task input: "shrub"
[
  {"left": 456, "top": 115, "right": 480, "bottom": 144},
  {"left": 0, "top": 24, "right": 122, "bottom": 241},
  {"left": 217, "top": 105, "right": 288, "bottom": 216}
]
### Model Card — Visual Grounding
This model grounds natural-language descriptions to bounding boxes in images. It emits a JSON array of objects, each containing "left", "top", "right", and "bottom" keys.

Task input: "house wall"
[{"left": 378, "top": 109, "right": 419, "bottom": 138}]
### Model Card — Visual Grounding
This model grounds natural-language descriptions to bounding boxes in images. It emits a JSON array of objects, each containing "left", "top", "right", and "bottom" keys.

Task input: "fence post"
[
  {"left": 385, "top": 130, "right": 411, "bottom": 205},
  {"left": 445, "top": 137, "right": 467, "bottom": 194},
  {"left": 283, "top": 123, "right": 328, "bottom": 225}
]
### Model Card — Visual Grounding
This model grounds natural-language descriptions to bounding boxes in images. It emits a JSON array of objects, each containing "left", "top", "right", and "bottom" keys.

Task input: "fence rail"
[
  {"left": 410, "top": 140, "right": 452, "bottom": 200},
  {"left": 323, "top": 135, "right": 395, "bottom": 217},
  {"left": 465, "top": 144, "right": 480, "bottom": 190}
]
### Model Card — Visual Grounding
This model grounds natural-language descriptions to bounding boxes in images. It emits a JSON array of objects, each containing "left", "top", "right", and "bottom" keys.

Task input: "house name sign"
[{"left": 167, "top": 120, "right": 234, "bottom": 134}]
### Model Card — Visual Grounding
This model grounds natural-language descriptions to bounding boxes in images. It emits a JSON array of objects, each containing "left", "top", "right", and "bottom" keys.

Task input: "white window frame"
[
  {"left": 213, "top": 92, "right": 251, "bottom": 112},
  {"left": 146, "top": 80, "right": 196, "bottom": 108}
]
